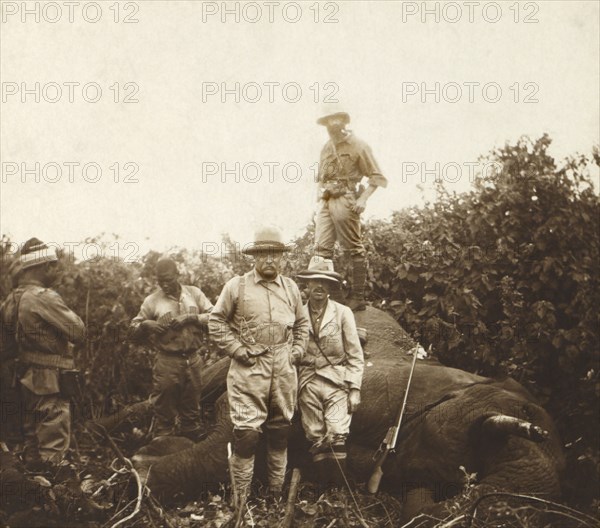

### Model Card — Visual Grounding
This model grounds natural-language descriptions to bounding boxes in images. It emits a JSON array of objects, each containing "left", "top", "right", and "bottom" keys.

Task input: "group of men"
[{"left": 1, "top": 107, "right": 386, "bottom": 511}]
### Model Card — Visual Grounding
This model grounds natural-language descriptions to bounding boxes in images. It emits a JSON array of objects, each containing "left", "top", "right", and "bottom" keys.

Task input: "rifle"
[{"left": 367, "top": 346, "right": 419, "bottom": 494}]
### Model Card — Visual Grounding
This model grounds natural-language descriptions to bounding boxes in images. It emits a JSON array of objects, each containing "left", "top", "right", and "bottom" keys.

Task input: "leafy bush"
[{"left": 365, "top": 135, "right": 599, "bottom": 510}]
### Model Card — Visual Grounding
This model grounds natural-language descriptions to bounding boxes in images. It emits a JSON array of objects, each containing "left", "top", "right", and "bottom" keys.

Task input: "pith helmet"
[
  {"left": 18, "top": 238, "right": 58, "bottom": 271},
  {"left": 242, "top": 226, "right": 291, "bottom": 255},
  {"left": 316, "top": 103, "right": 350, "bottom": 126},
  {"left": 297, "top": 256, "right": 343, "bottom": 283}
]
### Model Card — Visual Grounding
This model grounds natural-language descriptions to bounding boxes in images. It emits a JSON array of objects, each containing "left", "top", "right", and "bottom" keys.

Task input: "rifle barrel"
[{"left": 367, "top": 347, "right": 420, "bottom": 493}]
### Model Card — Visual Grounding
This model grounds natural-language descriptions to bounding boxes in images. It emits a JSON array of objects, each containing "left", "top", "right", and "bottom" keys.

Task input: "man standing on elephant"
[
  {"left": 130, "top": 258, "right": 213, "bottom": 441},
  {"left": 0, "top": 238, "right": 86, "bottom": 470},
  {"left": 315, "top": 106, "right": 388, "bottom": 311},
  {"left": 296, "top": 258, "right": 364, "bottom": 491},
  {"left": 209, "top": 226, "right": 309, "bottom": 506}
]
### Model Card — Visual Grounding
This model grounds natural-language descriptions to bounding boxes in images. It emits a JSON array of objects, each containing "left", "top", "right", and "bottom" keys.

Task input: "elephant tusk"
[{"left": 481, "top": 415, "right": 549, "bottom": 442}]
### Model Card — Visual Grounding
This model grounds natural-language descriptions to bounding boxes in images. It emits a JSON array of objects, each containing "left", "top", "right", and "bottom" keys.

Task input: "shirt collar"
[
  {"left": 161, "top": 284, "right": 183, "bottom": 301},
  {"left": 252, "top": 268, "right": 283, "bottom": 287}
]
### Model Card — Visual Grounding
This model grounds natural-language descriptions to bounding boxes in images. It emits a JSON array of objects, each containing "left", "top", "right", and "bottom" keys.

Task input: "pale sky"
[{"left": 1, "top": 0, "right": 599, "bottom": 260}]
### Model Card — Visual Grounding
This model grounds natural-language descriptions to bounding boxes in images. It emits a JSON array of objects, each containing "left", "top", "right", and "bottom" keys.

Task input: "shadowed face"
[
  {"left": 43, "top": 261, "right": 59, "bottom": 286},
  {"left": 324, "top": 115, "right": 348, "bottom": 138},
  {"left": 157, "top": 269, "right": 179, "bottom": 297},
  {"left": 254, "top": 251, "right": 284, "bottom": 280},
  {"left": 306, "top": 278, "right": 334, "bottom": 303}
]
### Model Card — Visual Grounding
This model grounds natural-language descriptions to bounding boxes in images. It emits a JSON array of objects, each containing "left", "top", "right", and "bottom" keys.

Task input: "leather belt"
[{"left": 247, "top": 339, "right": 292, "bottom": 357}]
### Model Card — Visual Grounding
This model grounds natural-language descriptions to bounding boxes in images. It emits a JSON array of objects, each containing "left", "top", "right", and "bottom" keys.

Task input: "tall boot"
[
  {"left": 347, "top": 256, "right": 367, "bottom": 311},
  {"left": 266, "top": 447, "right": 287, "bottom": 499},
  {"left": 313, "top": 458, "right": 329, "bottom": 496},
  {"left": 230, "top": 453, "right": 255, "bottom": 519},
  {"left": 266, "top": 426, "right": 290, "bottom": 499},
  {"left": 327, "top": 456, "right": 348, "bottom": 490},
  {"left": 314, "top": 454, "right": 348, "bottom": 492}
]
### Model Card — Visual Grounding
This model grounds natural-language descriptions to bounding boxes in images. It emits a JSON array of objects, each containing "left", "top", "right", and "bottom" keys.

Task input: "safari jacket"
[
  {"left": 298, "top": 299, "right": 364, "bottom": 392},
  {"left": 15, "top": 280, "right": 86, "bottom": 395},
  {"left": 318, "top": 132, "right": 388, "bottom": 190},
  {"left": 209, "top": 269, "right": 308, "bottom": 359}
]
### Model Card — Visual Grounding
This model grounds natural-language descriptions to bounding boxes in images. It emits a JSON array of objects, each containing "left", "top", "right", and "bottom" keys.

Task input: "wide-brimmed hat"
[
  {"left": 316, "top": 103, "right": 350, "bottom": 126},
  {"left": 297, "top": 256, "right": 342, "bottom": 283},
  {"left": 242, "top": 226, "right": 291, "bottom": 255}
]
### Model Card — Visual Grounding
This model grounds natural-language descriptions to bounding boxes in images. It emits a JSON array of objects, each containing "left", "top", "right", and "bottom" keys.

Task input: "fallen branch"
[
  {"left": 94, "top": 422, "right": 176, "bottom": 528},
  {"left": 91, "top": 471, "right": 120, "bottom": 499},
  {"left": 110, "top": 461, "right": 143, "bottom": 528},
  {"left": 399, "top": 513, "right": 445, "bottom": 528}
]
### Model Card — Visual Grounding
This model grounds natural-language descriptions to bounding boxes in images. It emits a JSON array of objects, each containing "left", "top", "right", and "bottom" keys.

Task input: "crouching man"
[{"left": 296, "top": 258, "right": 364, "bottom": 490}]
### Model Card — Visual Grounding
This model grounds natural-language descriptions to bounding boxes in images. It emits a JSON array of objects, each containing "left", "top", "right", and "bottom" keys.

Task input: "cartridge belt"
[{"left": 20, "top": 350, "right": 75, "bottom": 370}]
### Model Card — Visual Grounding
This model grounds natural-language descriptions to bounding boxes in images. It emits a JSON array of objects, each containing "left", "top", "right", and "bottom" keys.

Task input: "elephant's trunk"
[
  {"left": 143, "top": 397, "right": 233, "bottom": 500},
  {"left": 481, "top": 415, "right": 549, "bottom": 442}
]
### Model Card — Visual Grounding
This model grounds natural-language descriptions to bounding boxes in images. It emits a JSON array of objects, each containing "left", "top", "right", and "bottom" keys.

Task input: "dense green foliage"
[
  {"left": 365, "top": 135, "right": 599, "bottom": 509},
  {"left": 1, "top": 135, "right": 598, "bottom": 512}
]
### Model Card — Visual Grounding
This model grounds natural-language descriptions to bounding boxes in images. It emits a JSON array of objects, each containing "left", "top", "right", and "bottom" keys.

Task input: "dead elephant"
[{"left": 132, "top": 307, "right": 565, "bottom": 520}]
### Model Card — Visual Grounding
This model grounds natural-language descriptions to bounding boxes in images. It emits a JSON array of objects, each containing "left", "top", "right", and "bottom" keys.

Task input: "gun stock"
[{"left": 366, "top": 453, "right": 387, "bottom": 494}]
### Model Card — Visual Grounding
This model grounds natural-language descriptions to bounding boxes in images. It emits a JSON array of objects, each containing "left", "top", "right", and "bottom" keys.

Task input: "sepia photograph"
[{"left": 1, "top": 1, "right": 599, "bottom": 527}]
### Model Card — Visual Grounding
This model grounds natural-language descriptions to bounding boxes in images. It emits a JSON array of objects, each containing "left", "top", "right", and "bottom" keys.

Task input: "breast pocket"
[
  {"left": 339, "top": 153, "right": 357, "bottom": 175},
  {"left": 186, "top": 305, "right": 199, "bottom": 315}
]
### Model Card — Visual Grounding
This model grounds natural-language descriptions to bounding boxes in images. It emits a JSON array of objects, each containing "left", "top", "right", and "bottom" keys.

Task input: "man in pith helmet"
[
  {"left": 296, "top": 257, "right": 364, "bottom": 490},
  {"left": 0, "top": 238, "right": 86, "bottom": 470}
]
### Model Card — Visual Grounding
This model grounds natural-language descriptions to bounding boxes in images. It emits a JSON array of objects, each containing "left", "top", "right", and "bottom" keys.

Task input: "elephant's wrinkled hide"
[{"left": 135, "top": 307, "right": 565, "bottom": 509}]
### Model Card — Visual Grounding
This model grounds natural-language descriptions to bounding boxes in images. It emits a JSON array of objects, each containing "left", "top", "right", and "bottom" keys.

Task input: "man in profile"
[{"left": 0, "top": 238, "right": 86, "bottom": 470}]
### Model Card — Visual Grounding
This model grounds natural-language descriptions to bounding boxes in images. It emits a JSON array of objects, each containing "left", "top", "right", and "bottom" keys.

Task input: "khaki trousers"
[
  {"left": 228, "top": 342, "right": 296, "bottom": 491},
  {"left": 21, "top": 387, "right": 70, "bottom": 464},
  {"left": 299, "top": 374, "right": 352, "bottom": 448},
  {"left": 152, "top": 352, "right": 202, "bottom": 435},
  {"left": 315, "top": 194, "right": 366, "bottom": 259}
]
